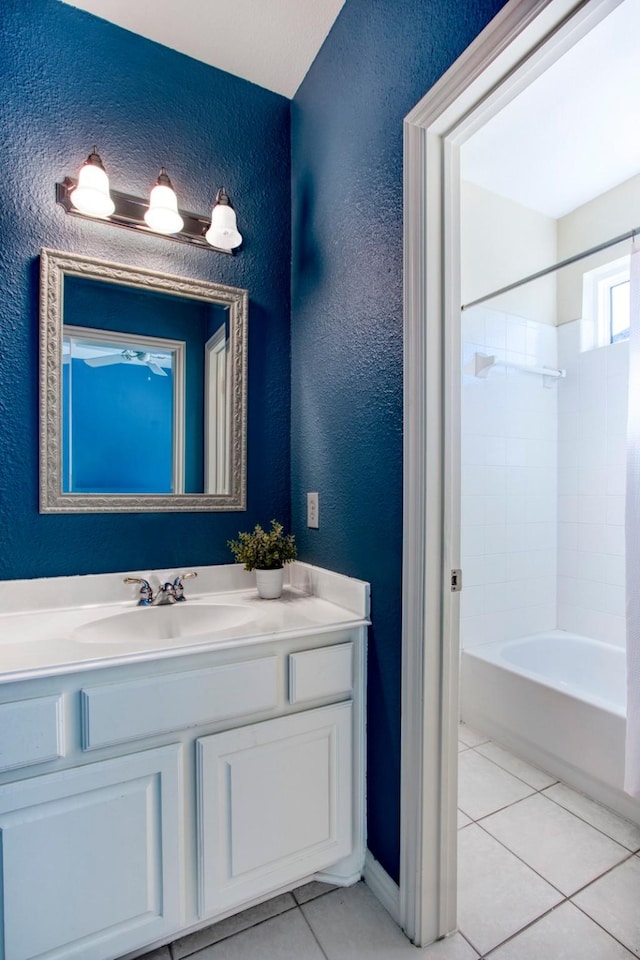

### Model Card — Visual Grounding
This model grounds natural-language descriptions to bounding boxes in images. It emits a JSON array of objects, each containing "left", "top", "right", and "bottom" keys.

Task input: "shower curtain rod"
[{"left": 461, "top": 225, "right": 639, "bottom": 311}]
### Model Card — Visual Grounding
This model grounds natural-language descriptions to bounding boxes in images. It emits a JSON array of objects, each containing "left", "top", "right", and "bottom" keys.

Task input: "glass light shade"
[
  {"left": 144, "top": 181, "right": 184, "bottom": 235},
  {"left": 205, "top": 194, "right": 242, "bottom": 250},
  {"left": 70, "top": 159, "right": 115, "bottom": 218}
]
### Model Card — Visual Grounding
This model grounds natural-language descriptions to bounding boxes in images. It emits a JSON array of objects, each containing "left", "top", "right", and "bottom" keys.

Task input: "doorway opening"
[{"left": 401, "top": 0, "right": 640, "bottom": 948}]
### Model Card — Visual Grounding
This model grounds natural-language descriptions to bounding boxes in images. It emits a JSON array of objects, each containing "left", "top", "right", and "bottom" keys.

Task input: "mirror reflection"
[
  {"left": 40, "top": 249, "right": 247, "bottom": 513},
  {"left": 63, "top": 325, "right": 184, "bottom": 495}
]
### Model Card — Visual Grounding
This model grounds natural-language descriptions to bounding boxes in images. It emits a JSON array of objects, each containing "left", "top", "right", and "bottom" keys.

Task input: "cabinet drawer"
[
  {"left": 288, "top": 642, "right": 353, "bottom": 704},
  {"left": 82, "top": 658, "right": 279, "bottom": 749},
  {"left": 0, "top": 696, "right": 64, "bottom": 772}
]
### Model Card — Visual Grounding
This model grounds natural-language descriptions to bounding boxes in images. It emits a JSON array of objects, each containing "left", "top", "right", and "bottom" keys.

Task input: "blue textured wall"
[
  {"left": 291, "top": 0, "right": 507, "bottom": 881},
  {"left": 0, "top": 0, "right": 291, "bottom": 579}
]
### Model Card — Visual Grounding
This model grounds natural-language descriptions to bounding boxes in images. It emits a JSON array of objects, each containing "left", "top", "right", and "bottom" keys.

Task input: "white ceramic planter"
[{"left": 255, "top": 568, "right": 284, "bottom": 600}]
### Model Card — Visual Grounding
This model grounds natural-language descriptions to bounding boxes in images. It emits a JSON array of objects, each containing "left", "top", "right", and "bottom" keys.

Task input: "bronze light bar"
[{"left": 56, "top": 177, "right": 234, "bottom": 255}]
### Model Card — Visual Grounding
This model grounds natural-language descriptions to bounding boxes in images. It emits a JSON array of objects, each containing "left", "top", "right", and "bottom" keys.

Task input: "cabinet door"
[
  {"left": 197, "top": 701, "right": 352, "bottom": 916},
  {"left": 0, "top": 744, "right": 182, "bottom": 960}
]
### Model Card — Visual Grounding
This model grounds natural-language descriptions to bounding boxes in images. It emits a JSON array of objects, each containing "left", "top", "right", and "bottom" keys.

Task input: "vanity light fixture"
[
  {"left": 205, "top": 188, "right": 243, "bottom": 251},
  {"left": 69, "top": 147, "right": 115, "bottom": 219},
  {"left": 144, "top": 167, "right": 184, "bottom": 235},
  {"left": 57, "top": 149, "right": 241, "bottom": 254}
]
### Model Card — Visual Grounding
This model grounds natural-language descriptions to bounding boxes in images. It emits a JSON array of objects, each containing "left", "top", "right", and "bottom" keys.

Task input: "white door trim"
[{"left": 400, "top": 0, "right": 622, "bottom": 945}]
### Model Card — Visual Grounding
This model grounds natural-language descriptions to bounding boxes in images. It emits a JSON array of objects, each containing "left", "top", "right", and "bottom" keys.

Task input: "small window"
[
  {"left": 582, "top": 256, "right": 630, "bottom": 350},
  {"left": 609, "top": 278, "right": 630, "bottom": 342}
]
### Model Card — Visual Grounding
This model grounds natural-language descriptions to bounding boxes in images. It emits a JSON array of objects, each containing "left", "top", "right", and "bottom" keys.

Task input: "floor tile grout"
[
  {"left": 538, "top": 787, "right": 640, "bottom": 852},
  {"left": 466, "top": 740, "right": 559, "bottom": 792},
  {"left": 157, "top": 886, "right": 341, "bottom": 959},
  {"left": 458, "top": 728, "right": 640, "bottom": 958},
  {"left": 472, "top": 811, "right": 632, "bottom": 901},
  {"left": 569, "top": 897, "right": 638, "bottom": 957},
  {"left": 298, "top": 903, "right": 332, "bottom": 960}
]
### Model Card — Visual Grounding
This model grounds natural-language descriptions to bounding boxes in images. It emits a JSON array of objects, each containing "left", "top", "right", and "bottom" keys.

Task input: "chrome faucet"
[
  {"left": 172, "top": 571, "right": 197, "bottom": 601},
  {"left": 123, "top": 577, "right": 153, "bottom": 606},
  {"left": 124, "top": 571, "right": 198, "bottom": 606},
  {"left": 152, "top": 582, "right": 177, "bottom": 605}
]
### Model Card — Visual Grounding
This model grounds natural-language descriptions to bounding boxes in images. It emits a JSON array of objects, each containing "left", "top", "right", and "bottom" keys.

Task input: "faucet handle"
[
  {"left": 172, "top": 571, "right": 197, "bottom": 601},
  {"left": 124, "top": 577, "right": 153, "bottom": 605}
]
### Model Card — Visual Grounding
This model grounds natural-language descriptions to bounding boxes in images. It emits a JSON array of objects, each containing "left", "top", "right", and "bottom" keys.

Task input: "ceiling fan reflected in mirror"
[{"left": 83, "top": 349, "right": 169, "bottom": 377}]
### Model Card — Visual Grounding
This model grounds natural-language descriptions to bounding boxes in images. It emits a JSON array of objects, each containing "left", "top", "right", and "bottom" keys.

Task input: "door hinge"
[{"left": 450, "top": 569, "right": 462, "bottom": 592}]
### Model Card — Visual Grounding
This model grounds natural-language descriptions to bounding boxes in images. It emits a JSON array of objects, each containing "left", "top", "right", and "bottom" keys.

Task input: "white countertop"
[{"left": 0, "top": 563, "right": 370, "bottom": 683}]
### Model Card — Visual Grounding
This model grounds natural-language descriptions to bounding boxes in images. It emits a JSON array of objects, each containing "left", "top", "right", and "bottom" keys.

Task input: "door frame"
[{"left": 399, "top": 0, "right": 624, "bottom": 944}]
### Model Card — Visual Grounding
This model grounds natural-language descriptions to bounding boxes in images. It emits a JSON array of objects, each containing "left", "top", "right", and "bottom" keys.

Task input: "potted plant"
[{"left": 228, "top": 519, "right": 297, "bottom": 599}]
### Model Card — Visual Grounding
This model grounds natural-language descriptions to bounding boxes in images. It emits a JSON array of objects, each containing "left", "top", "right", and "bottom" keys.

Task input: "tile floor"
[{"left": 140, "top": 725, "right": 640, "bottom": 958}]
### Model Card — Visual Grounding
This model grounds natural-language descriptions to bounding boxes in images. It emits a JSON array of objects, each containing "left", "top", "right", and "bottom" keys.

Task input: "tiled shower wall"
[
  {"left": 556, "top": 322, "right": 628, "bottom": 646},
  {"left": 461, "top": 308, "right": 558, "bottom": 647},
  {"left": 461, "top": 310, "right": 628, "bottom": 649}
]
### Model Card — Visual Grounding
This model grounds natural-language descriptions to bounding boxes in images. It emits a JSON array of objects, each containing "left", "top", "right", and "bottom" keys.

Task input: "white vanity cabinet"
[
  {"left": 0, "top": 625, "right": 366, "bottom": 960},
  {"left": 0, "top": 745, "right": 182, "bottom": 960},
  {"left": 197, "top": 701, "right": 353, "bottom": 915}
]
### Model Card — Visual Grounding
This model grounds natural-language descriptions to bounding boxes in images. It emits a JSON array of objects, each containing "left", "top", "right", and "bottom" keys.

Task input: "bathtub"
[{"left": 460, "top": 630, "right": 640, "bottom": 825}]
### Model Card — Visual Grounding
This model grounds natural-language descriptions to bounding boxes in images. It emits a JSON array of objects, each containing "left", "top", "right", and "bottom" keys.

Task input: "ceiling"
[
  {"left": 59, "top": 0, "right": 346, "bottom": 99},
  {"left": 461, "top": 0, "right": 640, "bottom": 219}
]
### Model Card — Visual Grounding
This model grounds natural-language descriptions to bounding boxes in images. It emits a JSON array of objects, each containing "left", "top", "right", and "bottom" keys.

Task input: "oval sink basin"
[{"left": 73, "top": 603, "right": 256, "bottom": 645}]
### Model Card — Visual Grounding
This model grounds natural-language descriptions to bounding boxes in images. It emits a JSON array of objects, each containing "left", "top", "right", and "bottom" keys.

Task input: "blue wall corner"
[
  {"left": 0, "top": 0, "right": 291, "bottom": 579},
  {"left": 291, "top": 0, "right": 508, "bottom": 882}
]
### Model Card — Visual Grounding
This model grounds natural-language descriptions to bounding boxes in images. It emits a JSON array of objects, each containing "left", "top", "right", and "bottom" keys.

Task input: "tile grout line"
[
  {"left": 538, "top": 787, "right": 640, "bottom": 853},
  {"left": 472, "top": 813, "right": 634, "bottom": 903},
  {"left": 169, "top": 906, "right": 300, "bottom": 959},
  {"left": 462, "top": 744, "right": 640, "bottom": 852},
  {"left": 297, "top": 903, "right": 332, "bottom": 960},
  {"left": 165, "top": 892, "right": 337, "bottom": 959},
  {"left": 569, "top": 896, "right": 638, "bottom": 957},
  {"left": 459, "top": 733, "right": 640, "bottom": 957},
  {"left": 466, "top": 739, "right": 560, "bottom": 792}
]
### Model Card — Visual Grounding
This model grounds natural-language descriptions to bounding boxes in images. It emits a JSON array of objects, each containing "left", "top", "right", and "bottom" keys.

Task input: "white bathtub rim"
[{"left": 463, "top": 630, "right": 626, "bottom": 718}]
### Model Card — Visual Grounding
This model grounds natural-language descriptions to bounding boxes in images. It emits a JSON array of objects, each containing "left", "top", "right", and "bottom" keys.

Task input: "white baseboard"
[{"left": 362, "top": 850, "right": 401, "bottom": 925}]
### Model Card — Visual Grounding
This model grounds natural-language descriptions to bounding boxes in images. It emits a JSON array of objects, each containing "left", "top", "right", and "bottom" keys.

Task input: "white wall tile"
[
  {"left": 463, "top": 435, "right": 486, "bottom": 465},
  {"left": 606, "top": 465, "right": 626, "bottom": 497},
  {"left": 607, "top": 434, "right": 627, "bottom": 466},
  {"left": 558, "top": 549, "right": 579, "bottom": 578},
  {"left": 462, "top": 496, "right": 484, "bottom": 527},
  {"left": 484, "top": 554, "right": 507, "bottom": 584},
  {"left": 506, "top": 319, "right": 528, "bottom": 354},
  {"left": 484, "top": 495, "right": 506, "bottom": 525},
  {"left": 484, "top": 524, "right": 507, "bottom": 554},
  {"left": 606, "top": 340, "right": 629, "bottom": 380},
  {"left": 558, "top": 496, "right": 578, "bottom": 522},
  {"left": 462, "top": 464, "right": 487, "bottom": 497},
  {"left": 485, "top": 436, "right": 507, "bottom": 465},
  {"left": 606, "top": 495, "right": 625, "bottom": 526},
  {"left": 578, "top": 466, "right": 607, "bottom": 496},
  {"left": 461, "top": 585, "right": 485, "bottom": 619},
  {"left": 485, "top": 313, "right": 507, "bottom": 350},
  {"left": 462, "top": 525, "right": 485, "bottom": 558},
  {"left": 578, "top": 435, "right": 608, "bottom": 469},
  {"left": 578, "top": 496, "right": 607, "bottom": 525},
  {"left": 485, "top": 465, "right": 508, "bottom": 496},
  {"left": 506, "top": 438, "right": 527, "bottom": 466},
  {"left": 558, "top": 522, "right": 579, "bottom": 551},
  {"left": 604, "top": 524, "right": 625, "bottom": 557},
  {"left": 461, "top": 312, "right": 559, "bottom": 648},
  {"left": 577, "top": 523, "right": 607, "bottom": 554}
]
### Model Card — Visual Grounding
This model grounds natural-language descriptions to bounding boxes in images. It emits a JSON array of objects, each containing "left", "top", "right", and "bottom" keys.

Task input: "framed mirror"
[{"left": 39, "top": 248, "right": 247, "bottom": 512}]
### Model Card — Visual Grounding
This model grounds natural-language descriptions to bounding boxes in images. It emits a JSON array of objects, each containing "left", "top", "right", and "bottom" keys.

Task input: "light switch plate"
[{"left": 307, "top": 492, "right": 319, "bottom": 528}]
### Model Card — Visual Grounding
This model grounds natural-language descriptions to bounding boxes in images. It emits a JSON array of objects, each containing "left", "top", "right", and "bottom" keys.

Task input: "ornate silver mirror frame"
[{"left": 39, "top": 248, "right": 247, "bottom": 513}]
